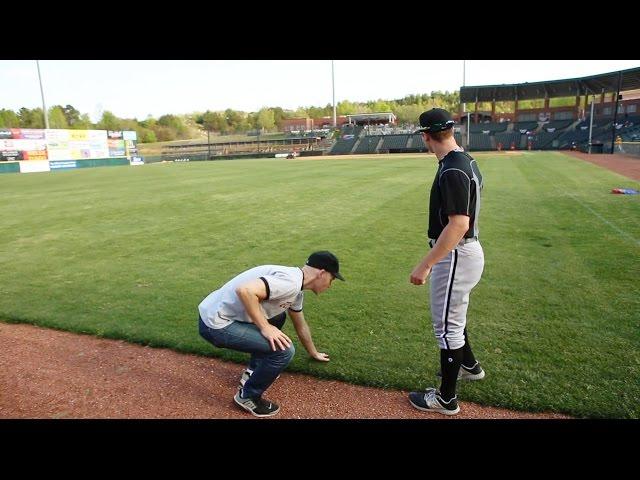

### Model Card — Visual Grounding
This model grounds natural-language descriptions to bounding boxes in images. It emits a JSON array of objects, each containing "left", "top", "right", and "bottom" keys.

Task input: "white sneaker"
[
  {"left": 408, "top": 388, "right": 460, "bottom": 415},
  {"left": 233, "top": 389, "right": 280, "bottom": 417},
  {"left": 459, "top": 363, "right": 485, "bottom": 381},
  {"left": 436, "top": 362, "right": 485, "bottom": 381}
]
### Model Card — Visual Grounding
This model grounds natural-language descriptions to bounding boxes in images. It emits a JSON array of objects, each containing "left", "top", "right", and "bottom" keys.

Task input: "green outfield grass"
[{"left": 1, "top": 152, "right": 638, "bottom": 418}]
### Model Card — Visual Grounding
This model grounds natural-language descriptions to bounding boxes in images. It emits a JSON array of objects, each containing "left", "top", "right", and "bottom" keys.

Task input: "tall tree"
[
  {"left": 224, "top": 109, "right": 244, "bottom": 132},
  {"left": 0, "top": 109, "right": 20, "bottom": 128},
  {"left": 62, "top": 104, "right": 82, "bottom": 126},
  {"left": 158, "top": 114, "right": 187, "bottom": 137},
  {"left": 271, "top": 106, "right": 285, "bottom": 129},
  {"left": 18, "top": 107, "right": 45, "bottom": 128},
  {"left": 256, "top": 108, "right": 275, "bottom": 131},
  {"left": 72, "top": 113, "right": 93, "bottom": 129},
  {"left": 336, "top": 100, "right": 359, "bottom": 115},
  {"left": 48, "top": 106, "right": 68, "bottom": 129},
  {"left": 369, "top": 100, "right": 392, "bottom": 112},
  {"left": 201, "top": 110, "right": 225, "bottom": 133},
  {"left": 96, "top": 111, "right": 122, "bottom": 131}
]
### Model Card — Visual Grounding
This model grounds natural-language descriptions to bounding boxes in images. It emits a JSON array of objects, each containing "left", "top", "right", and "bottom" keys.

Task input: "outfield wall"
[
  {"left": 0, "top": 157, "right": 135, "bottom": 174},
  {"left": 1, "top": 128, "right": 139, "bottom": 162},
  {"left": 618, "top": 142, "right": 640, "bottom": 157},
  {"left": 0, "top": 161, "right": 20, "bottom": 174}
]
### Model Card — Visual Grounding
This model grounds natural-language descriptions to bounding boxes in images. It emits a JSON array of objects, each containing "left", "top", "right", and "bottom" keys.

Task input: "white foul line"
[
  {"left": 531, "top": 151, "right": 640, "bottom": 247},
  {"left": 565, "top": 192, "right": 640, "bottom": 247}
]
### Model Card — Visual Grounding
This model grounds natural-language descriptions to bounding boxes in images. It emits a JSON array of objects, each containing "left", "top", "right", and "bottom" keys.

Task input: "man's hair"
[{"left": 428, "top": 128, "right": 454, "bottom": 142}]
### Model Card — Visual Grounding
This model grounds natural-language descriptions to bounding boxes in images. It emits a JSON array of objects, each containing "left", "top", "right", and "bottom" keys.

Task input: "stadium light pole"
[
  {"left": 462, "top": 60, "right": 470, "bottom": 151},
  {"left": 462, "top": 59, "right": 466, "bottom": 114},
  {"left": 332, "top": 60, "right": 337, "bottom": 129},
  {"left": 36, "top": 60, "right": 50, "bottom": 129},
  {"left": 610, "top": 70, "right": 623, "bottom": 155},
  {"left": 588, "top": 95, "right": 595, "bottom": 154},
  {"left": 462, "top": 60, "right": 466, "bottom": 89}
]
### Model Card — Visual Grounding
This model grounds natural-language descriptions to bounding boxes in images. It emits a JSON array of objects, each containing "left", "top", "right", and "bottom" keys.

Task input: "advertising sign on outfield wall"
[
  {"left": 19, "top": 160, "right": 50, "bottom": 173},
  {"left": 0, "top": 150, "right": 22, "bottom": 161},
  {"left": 22, "top": 150, "right": 48, "bottom": 160},
  {"left": 122, "top": 130, "right": 137, "bottom": 140},
  {"left": 49, "top": 160, "right": 78, "bottom": 169},
  {"left": 0, "top": 128, "right": 135, "bottom": 164},
  {"left": 17, "top": 129, "right": 46, "bottom": 139},
  {"left": 108, "top": 139, "right": 126, "bottom": 157}
]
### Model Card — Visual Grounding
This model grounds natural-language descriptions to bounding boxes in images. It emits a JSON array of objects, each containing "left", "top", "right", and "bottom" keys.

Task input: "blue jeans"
[{"left": 198, "top": 312, "right": 294, "bottom": 398}]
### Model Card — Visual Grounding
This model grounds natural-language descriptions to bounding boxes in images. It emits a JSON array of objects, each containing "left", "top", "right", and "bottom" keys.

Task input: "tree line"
[{"left": 0, "top": 91, "right": 460, "bottom": 143}]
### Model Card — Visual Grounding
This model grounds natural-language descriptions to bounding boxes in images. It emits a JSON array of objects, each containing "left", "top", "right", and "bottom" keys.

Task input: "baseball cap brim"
[
  {"left": 332, "top": 271, "right": 345, "bottom": 281},
  {"left": 413, "top": 120, "right": 455, "bottom": 135}
]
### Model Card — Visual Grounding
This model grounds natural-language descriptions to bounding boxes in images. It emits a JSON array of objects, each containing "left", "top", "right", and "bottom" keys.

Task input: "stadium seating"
[
  {"left": 379, "top": 135, "right": 410, "bottom": 151},
  {"left": 329, "top": 137, "right": 358, "bottom": 154},
  {"left": 531, "top": 131, "right": 561, "bottom": 149},
  {"left": 468, "top": 132, "right": 493, "bottom": 151},
  {"left": 494, "top": 131, "right": 522, "bottom": 150},
  {"left": 513, "top": 121, "right": 538, "bottom": 133},
  {"left": 412, "top": 134, "right": 427, "bottom": 150},
  {"left": 354, "top": 136, "right": 382, "bottom": 154},
  {"left": 468, "top": 122, "right": 508, "bottom": 133},
  {"left": 542, "top": 120, "right": 572, "bottom": 132}
]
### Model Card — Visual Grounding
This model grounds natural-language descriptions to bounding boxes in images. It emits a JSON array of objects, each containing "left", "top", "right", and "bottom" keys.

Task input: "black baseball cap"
[
  {"left": 306, "top": 251, "right": 344, "bottom": 281},
  {"left": 414, "top": 108, "right": 455, "bottom": 134}
]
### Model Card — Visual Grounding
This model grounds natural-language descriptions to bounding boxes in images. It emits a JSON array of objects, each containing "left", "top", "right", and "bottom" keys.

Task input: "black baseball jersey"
[{"left": 427, "top": 150, "right": 483, "bottom": 240}]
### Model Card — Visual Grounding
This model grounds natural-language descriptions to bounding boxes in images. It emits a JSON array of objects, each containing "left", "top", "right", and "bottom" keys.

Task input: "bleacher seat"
[
  {"left": 412, "top": 134, "right": 426, "bottom": 149},
  {"left": 329, "top": 137, "right": 358, "bottom": 155},
  {"left": 532, "top": 131, "right": 561, "bottom": 149},
  {"left": 380, "top": 135, "right": 409, "bottom": 151},
  {"left": 354, "top": 136, "right": 381, "bottom": 154},
  {"left": 468, "top": 132, "right": 493, "bottom": 151},
  {"left": 513, "top": 121, "right": 538, "bottom": 133},
  {"left": 494, "top": 131, "right": 521, "bottom": 150},
  {"left": 543, "top": 120, "right": 572, "bottom": 132},
  {"left": 468, "top": 122, "right": 507, "bottom": 134}
]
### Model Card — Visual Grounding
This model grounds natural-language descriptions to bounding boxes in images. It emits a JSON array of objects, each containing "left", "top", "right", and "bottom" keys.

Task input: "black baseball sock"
[
  {"left": 461, "top": 328, "right": 477, "bottom": 369},
  {"left": 439, "top": 347, "right": 464, "bottom": 402}
]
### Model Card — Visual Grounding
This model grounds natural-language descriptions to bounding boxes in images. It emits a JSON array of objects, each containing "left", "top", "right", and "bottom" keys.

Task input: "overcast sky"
[{"left": 1, "top": 60, "right": 638, "bottom": 121}]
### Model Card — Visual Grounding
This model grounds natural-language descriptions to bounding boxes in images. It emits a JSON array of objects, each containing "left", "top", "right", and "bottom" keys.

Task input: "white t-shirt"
[{"left": 198, "top": 265, "right": 304, "bottom": 329}]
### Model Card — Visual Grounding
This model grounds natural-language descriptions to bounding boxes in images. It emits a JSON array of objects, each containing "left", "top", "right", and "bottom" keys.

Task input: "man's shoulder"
[
  {"left": 441, "top": 150, "right": 474, "bottom": 173},
  {"left": 261, "top": 265, "right": 302, "bottom": 284},
  {"left": 442, "top": 150, "right": 474, "bottom": 165}
]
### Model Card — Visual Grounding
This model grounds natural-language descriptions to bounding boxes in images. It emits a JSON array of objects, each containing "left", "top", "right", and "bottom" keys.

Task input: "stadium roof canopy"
[
  {"left": 346, "top": 112, "right": 396, "bottom": 123},
  {"left": 459, "top": 66, "right": 640, "bottom": 103}
]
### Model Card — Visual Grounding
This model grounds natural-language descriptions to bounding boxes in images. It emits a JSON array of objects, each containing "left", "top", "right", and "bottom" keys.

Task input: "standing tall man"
[
  {"left": 408, "top": 108, "right": 485, "bottom": 415},
  {"left": 198, "top": 251, "right": 344, "bottom": 417}
]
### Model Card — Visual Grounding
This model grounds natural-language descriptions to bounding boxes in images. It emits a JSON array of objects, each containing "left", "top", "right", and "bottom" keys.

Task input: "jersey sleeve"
[
  {"left": 439, "top": 169, "right": 471, "bottom": 216},
  {"left": 289, "top": 292, "right": 304, "bottom": 312},
  {"left": 260, "top": 273, "right": 298, "bottom": 301}
]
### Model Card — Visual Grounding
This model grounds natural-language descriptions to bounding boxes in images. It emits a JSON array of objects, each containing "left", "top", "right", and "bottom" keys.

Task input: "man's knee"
[{"left": 277, "top": 343, "right": 296, "bottom": 365}]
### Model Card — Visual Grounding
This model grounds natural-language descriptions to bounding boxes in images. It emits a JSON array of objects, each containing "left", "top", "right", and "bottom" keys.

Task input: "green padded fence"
[
  {"left": 73, "top": 157, "right": 130, "bottom": 168},
  {"left": 0, "top": 162, "right": 20, "bottom": 174}
]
